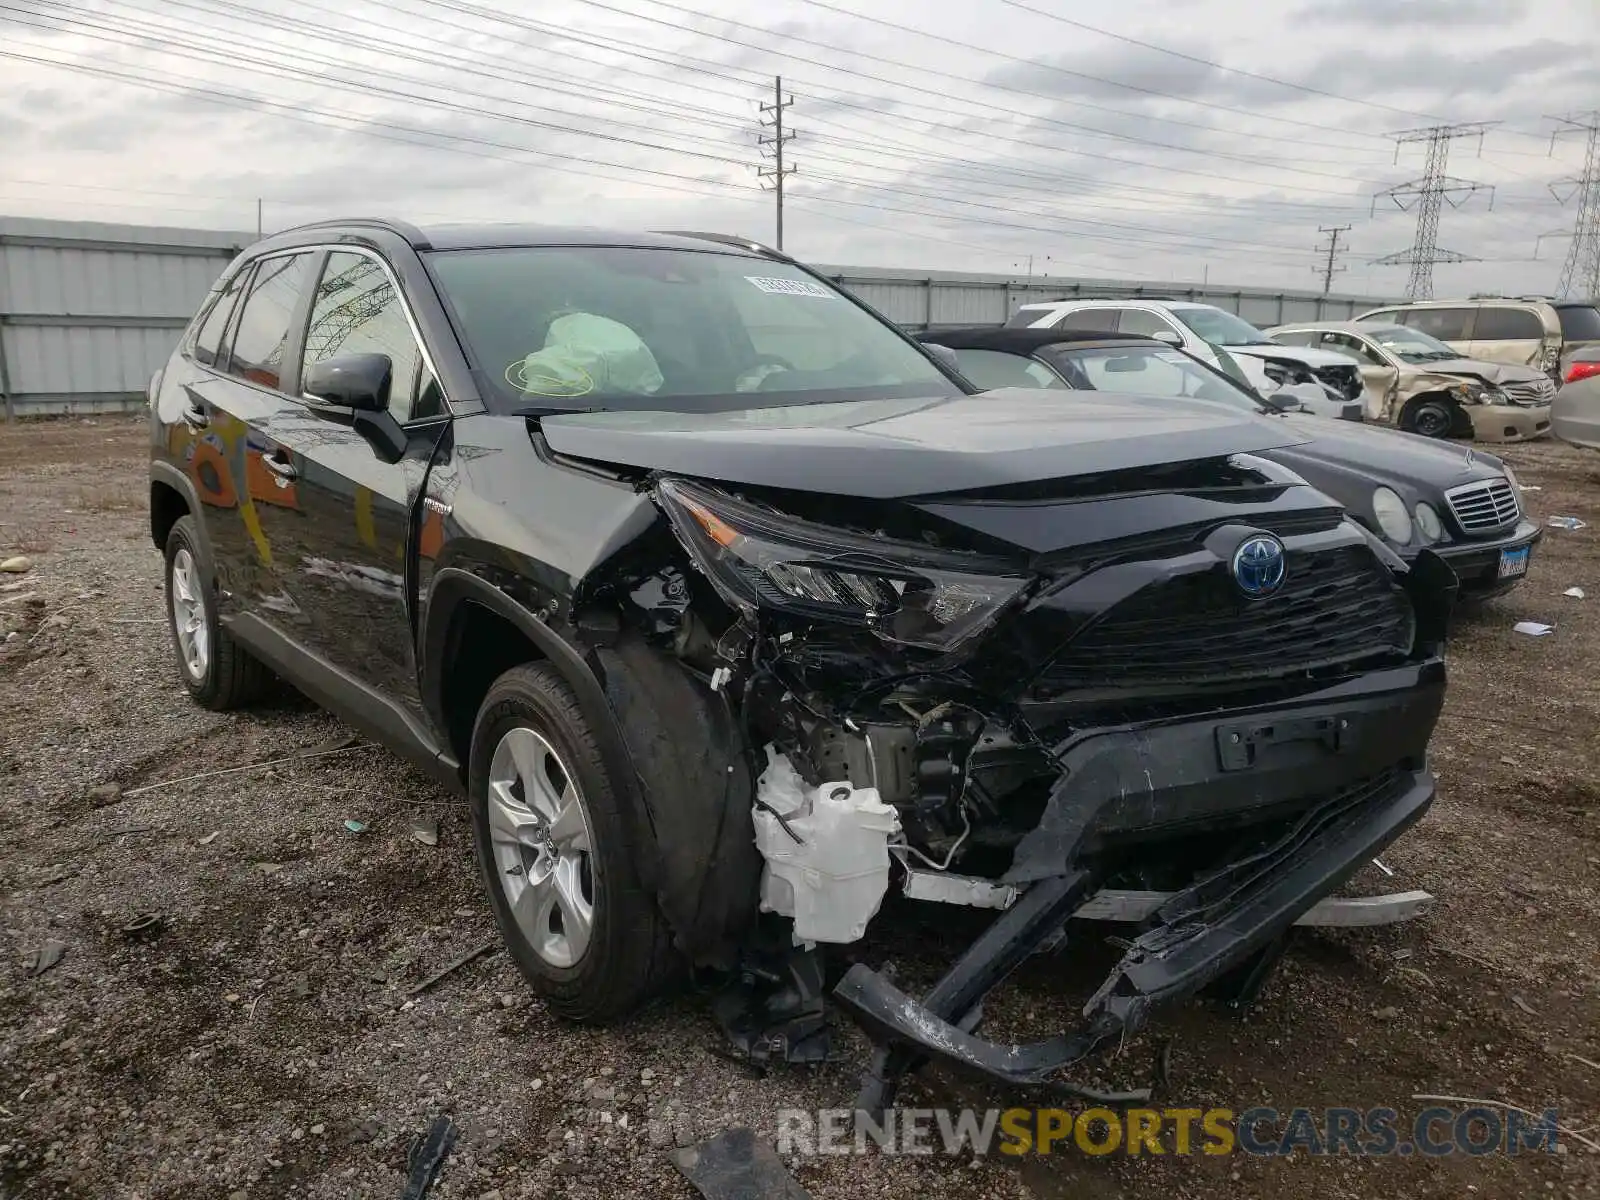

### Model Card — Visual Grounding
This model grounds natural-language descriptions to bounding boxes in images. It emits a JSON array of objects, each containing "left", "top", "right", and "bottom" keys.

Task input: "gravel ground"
[{"left": 1, "top": 415, "right": 1598, "bottom": 1200}]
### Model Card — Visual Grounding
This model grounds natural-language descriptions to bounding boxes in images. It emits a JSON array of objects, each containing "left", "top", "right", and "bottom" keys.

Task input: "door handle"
[
  {"left": 260, "top": 450, "right": 298, "bottom": 482},
  {"left": 181, "top": 402, "right": 209, "bottom": 430}
]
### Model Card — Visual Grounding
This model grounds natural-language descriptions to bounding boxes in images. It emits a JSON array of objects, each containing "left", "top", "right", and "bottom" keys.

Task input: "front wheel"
[
  {"left": 1404, "top": 396, "right": 1456, "bottom": 439},
  {"left": 468, "top": 662, "right": 676, "bottom": 1022}
]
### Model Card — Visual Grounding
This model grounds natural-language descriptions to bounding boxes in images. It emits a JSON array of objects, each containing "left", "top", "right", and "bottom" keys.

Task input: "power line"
[
  {"left": 1549, "top": 111, "right": 1600, "bottom": 300},
  {"left": 1315, "top": 225, "right": 1352, "bottom": 294},
  {"left": 1370, "top": 123, "right": 1498, "bottom": 300},
  {"left": 756, "top": 75, "right": 796, "bottom": 250},
  {"left": 781, "top": 0, "right": 1394, "bottom": 153}
]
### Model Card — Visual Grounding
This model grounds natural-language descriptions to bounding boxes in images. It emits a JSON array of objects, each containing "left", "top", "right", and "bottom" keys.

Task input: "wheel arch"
[{"left": 1398, "top": 390, "right": 1469, "bottom": 437}]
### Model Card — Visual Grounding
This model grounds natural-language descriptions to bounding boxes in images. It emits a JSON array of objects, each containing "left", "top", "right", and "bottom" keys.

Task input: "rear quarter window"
[
  {"left": 1556, "top": 305, "right": 1600, "bottom": 340},
  {"left": 1053, "top": 308, "right": 1120, "bottom": 333},
  {"left": 190, "top": 269, "right": 249, "bottom": 367},
  {"left": 1472, "top": 307, "right": 1545, "bottom": 341}
]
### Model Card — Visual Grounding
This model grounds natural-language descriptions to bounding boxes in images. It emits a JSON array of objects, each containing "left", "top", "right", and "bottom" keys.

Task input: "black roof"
[
  {"left": 255, "top": 218, "right": 782, "bottom": 257},
  {"left": 916, "top": 326, "right": 1158, "bottom": 353}
]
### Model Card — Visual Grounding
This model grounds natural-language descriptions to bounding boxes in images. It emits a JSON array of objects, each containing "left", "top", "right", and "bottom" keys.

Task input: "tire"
[
  {"left": 163, "top": 515, "right": 268, "bottom": 710},
  {"left": 1404, "top": 396, "right": 1455, "bottom": 439},
  {"left": 469, "top": 662, "right": 677, "bottom": 1022}
]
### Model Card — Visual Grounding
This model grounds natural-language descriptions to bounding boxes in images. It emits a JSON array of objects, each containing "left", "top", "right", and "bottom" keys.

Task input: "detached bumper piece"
[{"left": 835, "top": 767, "right": 1433, "bottom": 1107}]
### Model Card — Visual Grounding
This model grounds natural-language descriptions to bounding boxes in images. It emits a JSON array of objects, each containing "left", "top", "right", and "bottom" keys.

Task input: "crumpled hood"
[
  {"left": 1231, "top": 343, "right": 1359, "bottom": 370},
  {"left": 1416, "top": 358, "right": 1545, "bottom": 386},
  {"left": 539, "top": 389, "right": 1311, "bottom": 500}
]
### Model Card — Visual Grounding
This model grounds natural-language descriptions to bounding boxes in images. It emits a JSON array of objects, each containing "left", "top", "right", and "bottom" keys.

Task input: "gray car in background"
[{"left": 1553, "top": 345, "right": 1600, "bottom": 451}]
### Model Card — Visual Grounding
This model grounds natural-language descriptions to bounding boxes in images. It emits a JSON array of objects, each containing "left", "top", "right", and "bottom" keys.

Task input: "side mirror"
[
  {"left": 1265, "top": 391, "right": 1303, "bottom": 412},
  {"left": 1151, "top": 329, "right": 1183, "bottom": 347},
  {"left": 303, "top": 353, "right": 392, "bottom": 412}
]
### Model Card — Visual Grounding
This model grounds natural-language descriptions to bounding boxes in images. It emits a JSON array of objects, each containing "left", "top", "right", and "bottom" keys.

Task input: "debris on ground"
[
  {"left": 1548, "top": 515, "right": 1589, "bottom": 530},
  {"left": 407, "top": 942, "right": 497, "bottom": 997},
  {"left": 86, "top": 783, "right": 122, "bottom": 807},
  {"left": 1566, "top": 587, "right": 1587, "bottom": 599},
  {"left": 0, "top": 555, "right": 32, "bottom": 573},
  {"left": 399, "top": 1115, "right": 458, "bottom": 1200},
  {"left": 29, "top": 939, "right": 67, "bottom": 976},
  {"left": 121, "top": 914, "right": 163, "bottom": 939},
  {"left": 1511, "top": 995, "right": 1539, "bottom": 1017},
  {"left": 410, "top": 816, "right": 439, "bottom": 846},
  {"left": 343, "top": 818, "right": 368, "bottom": 834},
  {"left": 121, "top": 742, "right": 369, "bottom": 797},
  {"left": 671, "top": 1126, "right": 813, "bottom": 1200},
  {"left": 1513, "top": 621, "right": 1555, "bottom": 637},
  {"left": 197, "top": 831, "right": 220, "bottom": 845}
]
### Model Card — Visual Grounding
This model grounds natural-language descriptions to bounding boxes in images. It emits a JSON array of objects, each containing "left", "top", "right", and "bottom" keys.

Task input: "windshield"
[
  {"left": 945, "top": 347, "right": 1071, "bottom": 391},
  {"left": 1172, "top": 306, "right": 1273, "bottom": 347},
  {"left": 426, "top": 246, "right": 958, "bottom": 412},
  {"left": 1362, "top": 323, "right": 1460, "bottom": 363},
  {"left": 1044, "top": 345, "right": 1264, "bottom": 412}
]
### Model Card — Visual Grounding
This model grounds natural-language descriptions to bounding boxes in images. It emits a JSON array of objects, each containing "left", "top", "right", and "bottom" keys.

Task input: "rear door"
[
  {"left": 246, "top": 248, "right": 448, "bottom": 720},
  {"left": 183, "top": 251, "right": 321, "bottom": 627},
  {"left": 1465, "top": 305, "right": 1547, "bottom": 369}
]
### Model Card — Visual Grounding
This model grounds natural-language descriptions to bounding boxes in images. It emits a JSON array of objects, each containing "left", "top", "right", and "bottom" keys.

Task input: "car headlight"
[
  {"left": 1372, "top": 486, "right": 1414, "bottom": 544},
  {"left": 656, "top": 478, "right": 1028, "bottom": 651},
  {"left": 1414, "top": 502, "right": 1443, "bottom": 542}
]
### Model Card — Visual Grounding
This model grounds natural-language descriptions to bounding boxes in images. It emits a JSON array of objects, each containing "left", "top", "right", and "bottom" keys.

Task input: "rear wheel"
[
  {"left": 469, "top": 662, "right": 676, "bottom": 1021},
  {"left": 163, "top": 516, "right": 267, "bottom": 709}
]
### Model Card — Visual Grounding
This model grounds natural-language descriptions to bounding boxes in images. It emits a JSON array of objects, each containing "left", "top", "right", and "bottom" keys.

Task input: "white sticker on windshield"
[{"left": 746, "top": 275, "right": 837, "bottom": 299}]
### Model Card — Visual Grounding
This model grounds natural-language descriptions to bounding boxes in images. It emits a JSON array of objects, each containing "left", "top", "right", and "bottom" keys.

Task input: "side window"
[
  {"left": 303, "top": 251, "right": 431, "bottom": 422},
  {"left": 1271, "top": 330, "right": 1318, "bottom": 347},
  {"left": 1053, "top": 307, "right": 1120, "bottom": 333},
  {"left": 190, "top": 268, "right": 249, "bottom": 367},
  {"left": 1406, "top": 307, "right": 1473, "bottom": 341},
  {"left": 1472, "top": 307, "right": 1544, "bottom": 341},
  {"left": 1115, "top": 309, "right": 1178, "bottom": 338},
  {"left": 1322, "top": 332, "right": 1385, "bottom": 366},
  {"left": 1361, "top": 309, "right": 1400, "bottom": 325},
  {"left": 225, "top": 253, "right": 318, "bottom": 391}
]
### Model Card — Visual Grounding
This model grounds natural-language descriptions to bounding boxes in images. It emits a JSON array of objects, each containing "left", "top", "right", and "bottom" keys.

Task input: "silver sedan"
[{"left": 1554, "top": 345, "right": 1600, "bottom": 451}]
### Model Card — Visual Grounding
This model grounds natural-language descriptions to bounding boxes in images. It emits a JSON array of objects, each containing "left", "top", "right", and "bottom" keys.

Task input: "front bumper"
[
  {"left": 1430, "top": 519, "right": 1542, "bottom": 598},
  {"left": 1467, "top": 402, "right": 1551, "bottom": 443},
  {"left": 836, "top": 660, "right": 1444, "bottom": 1096}
]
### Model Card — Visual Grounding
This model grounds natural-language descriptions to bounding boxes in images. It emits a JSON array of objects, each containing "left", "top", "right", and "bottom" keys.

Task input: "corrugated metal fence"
[
  {"left": 0, "top": 217, "right": 245, "bottom": 419},
  {"left": 0, "top": 218, "right": 1396, "bottom": 417},
  {"left": 810, "top": 264, "right": 1395, "bottom": 331}
]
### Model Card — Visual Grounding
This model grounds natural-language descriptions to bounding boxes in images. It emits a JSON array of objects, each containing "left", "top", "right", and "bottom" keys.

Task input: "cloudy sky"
[{"left": 1, "top": 0, "right": 1596, "bottom": 297}]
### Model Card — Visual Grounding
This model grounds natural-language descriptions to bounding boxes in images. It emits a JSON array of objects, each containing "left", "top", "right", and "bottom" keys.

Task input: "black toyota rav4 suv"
[{"left": 149, "top": 220, "right": 1453, "bottom": 1104}]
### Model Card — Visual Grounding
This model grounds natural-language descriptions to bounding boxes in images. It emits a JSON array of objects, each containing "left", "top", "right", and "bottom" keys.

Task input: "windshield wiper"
[{"left": 513, "top": 403, "right": 602, "bottom": 418}]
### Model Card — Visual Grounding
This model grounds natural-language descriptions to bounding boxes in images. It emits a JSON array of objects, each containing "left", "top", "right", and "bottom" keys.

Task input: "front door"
[
  {"left": 246, "top": 249, "right": 448, "bottom": 723},
  {"left": 1319, "top": 331, "right": 1398, "bottom": 421}
]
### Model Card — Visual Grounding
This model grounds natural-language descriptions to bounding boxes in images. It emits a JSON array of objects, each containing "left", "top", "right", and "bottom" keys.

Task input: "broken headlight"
[{"left": 656, "top": 478, "right": 1027, "bottom": 651}]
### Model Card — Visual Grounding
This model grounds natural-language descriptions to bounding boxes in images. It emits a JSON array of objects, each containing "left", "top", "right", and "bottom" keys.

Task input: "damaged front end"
[{"left": 589, "top": 453, "right": 1455, "bottom": 1103}]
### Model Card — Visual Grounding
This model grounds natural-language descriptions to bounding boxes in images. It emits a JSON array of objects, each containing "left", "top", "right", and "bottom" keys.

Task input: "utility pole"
[
  {"left": 256, "top": 198, "right": 263, "bottom": 238},
  {"left": 1549, "top": 111, "right": 1600, "bottom": 300},
  {"left": 757, "top": 76, "right": 796, "bottom": 251},
  {"left": 1370, "top": 123, "right": 1497, "bottom": 300},
  {"left": 1314, "top": 224, "right": 1351, "bottom": 294}
]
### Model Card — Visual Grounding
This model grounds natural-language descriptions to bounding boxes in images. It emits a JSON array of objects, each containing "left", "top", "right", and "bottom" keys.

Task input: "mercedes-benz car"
[
  {"left": 147, "top": 221, "right": 1453, "bottom": 1105},
  {"left": 920, "top": 326, "right": 1540, "bottom": 600}
]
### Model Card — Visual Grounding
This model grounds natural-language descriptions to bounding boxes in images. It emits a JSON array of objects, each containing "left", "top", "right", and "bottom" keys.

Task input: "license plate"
[{"left": 1498, "top": 546, "right": 1530, "bottom": 578}]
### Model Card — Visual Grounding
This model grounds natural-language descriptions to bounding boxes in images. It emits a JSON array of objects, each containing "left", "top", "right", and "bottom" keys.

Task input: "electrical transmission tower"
[
  {"left": 1314, "top": 224, "right": 1351, "bottom": 294},
  {"left": 1371, "top": 123, "right": 1497, "bottom": 300},
  {"left": 757, "top": 76, "right": 796, "bottom": 251},
  {"left": 1549, "top": 111, "right": 1600, "bottom": 299}
]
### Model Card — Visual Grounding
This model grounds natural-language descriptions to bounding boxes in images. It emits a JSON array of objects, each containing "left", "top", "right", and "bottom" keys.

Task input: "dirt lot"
[{"left": 1, "top": 415, "right": 1598, "bottom": 1200}]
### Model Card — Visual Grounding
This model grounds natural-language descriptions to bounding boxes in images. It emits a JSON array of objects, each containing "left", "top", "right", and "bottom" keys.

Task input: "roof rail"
[
  {"left": 657, "top": 230, "right": 790, "bottom": 260},
  {"left": 264, "top": 216, "right": 431, "bottom": 248}
]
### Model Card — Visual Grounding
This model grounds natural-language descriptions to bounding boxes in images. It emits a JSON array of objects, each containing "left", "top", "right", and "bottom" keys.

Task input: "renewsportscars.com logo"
[{"left": 776, "top": 1105, "right": 1562, "bottom": 1158}]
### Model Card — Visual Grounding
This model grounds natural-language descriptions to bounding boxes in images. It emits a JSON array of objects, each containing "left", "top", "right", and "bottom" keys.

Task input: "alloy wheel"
[
  {"left": 170, "top": 548, "right": 210, "bottom": 680},
  {"left": 487, "top": 726, "right": 597, "bottom": 969}
]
